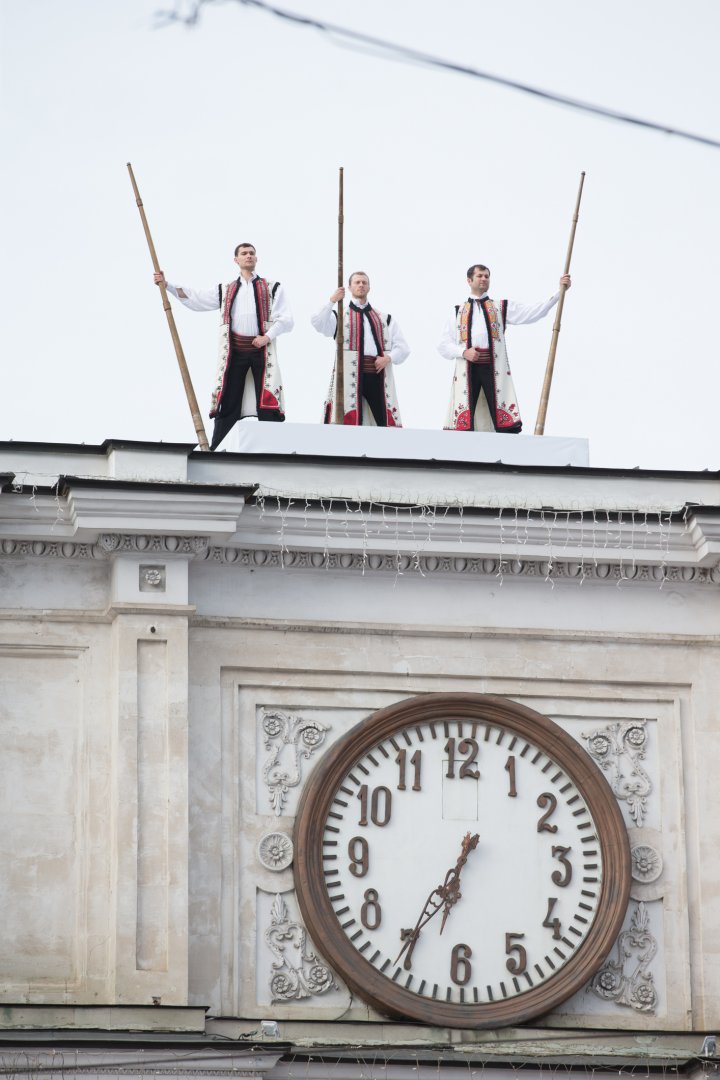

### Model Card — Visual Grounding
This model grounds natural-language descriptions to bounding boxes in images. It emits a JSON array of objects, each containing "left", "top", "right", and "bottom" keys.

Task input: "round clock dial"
[{"left": 293, "top": 694, "right": 630, "bottom": 1028}]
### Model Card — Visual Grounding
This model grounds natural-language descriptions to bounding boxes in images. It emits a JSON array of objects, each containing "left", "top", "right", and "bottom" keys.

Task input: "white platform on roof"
[{"left": 224, "top": 421, "right": 590, "bottom": 467}]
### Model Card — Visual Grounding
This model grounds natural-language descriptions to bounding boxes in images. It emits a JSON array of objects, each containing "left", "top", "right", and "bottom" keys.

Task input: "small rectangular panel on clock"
[{"left": 441, "top": 762, "right": 479, "bottom": 820}]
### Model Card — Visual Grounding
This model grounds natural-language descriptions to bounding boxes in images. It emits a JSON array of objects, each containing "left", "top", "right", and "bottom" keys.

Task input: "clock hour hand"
[{"left": 394, "top": 831, "right": 479, "bottom": 970}]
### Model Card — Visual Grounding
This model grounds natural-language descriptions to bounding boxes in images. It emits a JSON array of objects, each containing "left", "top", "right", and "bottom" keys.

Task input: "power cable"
[{"left": 157, "top": 0, "right": 720, "bottom": 150}]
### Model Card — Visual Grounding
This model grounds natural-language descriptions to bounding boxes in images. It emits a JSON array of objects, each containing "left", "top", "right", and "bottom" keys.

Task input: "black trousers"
[
  {"left": 468, "top": 362, "right": 521, "bottom": 434},
  {"left": 211, "top": 349, "right": 283, "bottom": 450},
  {"left": 360, "top": 371, "right": 387, "bottom": 427}
]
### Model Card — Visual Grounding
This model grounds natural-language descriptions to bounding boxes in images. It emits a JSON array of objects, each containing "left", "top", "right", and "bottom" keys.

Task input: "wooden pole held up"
[
  {"left": 334, "top": 167, "right": 345, "bottom": 425},
  {"left": 126, "top": 162, "right": 210, "bottom": 451},
  {"left": 534, "top": 171, "right": 585, "bottom": 436}
]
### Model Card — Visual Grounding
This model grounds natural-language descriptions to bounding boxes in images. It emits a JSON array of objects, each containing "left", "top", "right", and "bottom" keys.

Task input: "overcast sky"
[{"left": 2, "top": 0, "right": 719, "bottom": 469}]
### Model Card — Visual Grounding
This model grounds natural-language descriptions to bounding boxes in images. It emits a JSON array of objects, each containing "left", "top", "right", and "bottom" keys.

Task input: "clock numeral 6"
[
  {"left": 536, "top": 792, "right": 558, "bottom": 833},
  {"left": 450, "top": 943, "right": 472, "bottom": 985},
  {"left": 357, "top": 785, "right": 392, "bottom": 827},
  {"left": 551, "top": 844, "right": 572, "bottom": 886},
  {"left": 505, "top": 932, "right": 527, "bottom": 975},
  {"left": 360, "top": 888, "right": 382, "bottom": 930},
  {"left": 348, "top": 836, "right": 369, "bottom": 877}
]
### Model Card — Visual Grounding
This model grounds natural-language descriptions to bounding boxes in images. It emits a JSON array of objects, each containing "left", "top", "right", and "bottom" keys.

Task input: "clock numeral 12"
[
  {"left": 444, "top": 738, "right": 480, "bottom": 780},
  {"left": 395, "top": 749, "right": 422, "bottom": 791},
  {"left": 505, "top": 754, "right": 517, "bottom": 797},
  {"left": 357, "top": 785, "right": 392, "bottom": 827}
]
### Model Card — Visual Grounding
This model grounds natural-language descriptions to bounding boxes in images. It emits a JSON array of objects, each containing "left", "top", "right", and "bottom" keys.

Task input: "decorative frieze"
[
  {"left": 202, "top": 545, "right": 720, "bottom": 587},
  {"left": 260, "top": 709, "right": 330, "bottom": 817},
  {"left": 588, "top": 902, "right": 658, "bottom": 1012}
]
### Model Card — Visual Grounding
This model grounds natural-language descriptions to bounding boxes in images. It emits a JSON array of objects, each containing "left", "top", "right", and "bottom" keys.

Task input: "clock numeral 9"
[
  {"left": 542, "top": 897, "right": 562, "bottom": 939},
  {"left": 505, "top": 932, "right": 527, "bottom": 975},
  {"left": 357, "top": 785, "right": 392, "bottom": 827},
  {"left": 551, "top": 845, "right": 572, "bottom": 886},
  {"left": 536, "top": 792, "right": 558, "bottom": 833},
  {"left": 348, "top": 836, "right": 369, "bottom": 877},
  {"left": 450, "top": 943, "right": 472, "bottom": 985},
  {"left": 360, "top": 888, "right": 382, "bottom": 930},
  {"left": 396, "top": 749, "right": 422, "bottom": 791},
  {"left": 444, "top": 738, "right": 480, "bottom": 780}
]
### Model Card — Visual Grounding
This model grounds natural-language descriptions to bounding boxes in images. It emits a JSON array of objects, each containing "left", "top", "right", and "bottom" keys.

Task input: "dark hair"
[
  {"left": 467, "top": 263, "right": 490, "bottom": 279},
  {"left": 234, "top": 243, "right": 257, "bottom": 256},
  {"left": 348, "top": 270, "right": 370, "bottom": 286}
]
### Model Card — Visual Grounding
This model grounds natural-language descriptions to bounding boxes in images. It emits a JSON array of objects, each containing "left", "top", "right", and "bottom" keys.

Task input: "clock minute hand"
[
  {"left": 439, "top": 830, "right": 480, "bottom": 935},
  {"left": 394, "top": 831, "right": 480, "bottom": 970}
]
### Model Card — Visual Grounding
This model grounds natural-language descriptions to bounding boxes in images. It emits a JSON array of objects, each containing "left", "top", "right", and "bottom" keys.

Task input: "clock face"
[{"left": 293, "top": 694, "right": 630, "bottom": 1028}]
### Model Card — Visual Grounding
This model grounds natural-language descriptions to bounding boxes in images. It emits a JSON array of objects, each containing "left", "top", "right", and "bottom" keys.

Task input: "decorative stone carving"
[
  {"left": 139, "top": 565, "right": 166, "bottom": 591},
  {"left": 199, "top": 545, "right": 720, "bottom": 587},
  {"left": 581, "top": 720, "right": 652, "bottom": 826},
  {"left": 265, "top": 894, "right": 335, "bottom": 1001},
  {"left": 261, "top": 708, "right": 329, "bottom": 817},
  {"left": 588, "top": 902, "right": 658, "bottom": 1012},
  {"left": 258, "top": 832, "right": 294, "bottom": 872},
  {"left": 0, "top": 535, "right": 210, "bottom": 560},
  {"left": 631, "top": 843, "right": 663, "bottom": 884}
]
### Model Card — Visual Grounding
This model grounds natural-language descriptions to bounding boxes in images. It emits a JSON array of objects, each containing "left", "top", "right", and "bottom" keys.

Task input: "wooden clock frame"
[{"left": 293, "top": 692, "right": 631, "bottom": 1029}]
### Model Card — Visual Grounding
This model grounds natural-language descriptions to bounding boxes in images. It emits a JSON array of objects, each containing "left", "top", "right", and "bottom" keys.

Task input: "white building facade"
[{"left": 0, "top": 428, "right": 718, "bottom": 1079}]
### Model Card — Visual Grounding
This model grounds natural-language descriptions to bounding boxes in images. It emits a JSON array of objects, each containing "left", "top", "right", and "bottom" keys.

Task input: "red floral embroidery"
[{"left": 456, "top": 410, "right": 472, "bottom": 430}]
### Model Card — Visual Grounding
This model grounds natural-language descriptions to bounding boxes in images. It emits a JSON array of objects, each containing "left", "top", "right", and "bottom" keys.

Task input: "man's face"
[
  {"left": 234, "top": 246, "right": 257, "bottom": 271},
  {"left": 349, "top": 274, "right": 370, "bottom": 300},
  {"left": 468, "top": 267, "right": 491, "bottom": 294}
]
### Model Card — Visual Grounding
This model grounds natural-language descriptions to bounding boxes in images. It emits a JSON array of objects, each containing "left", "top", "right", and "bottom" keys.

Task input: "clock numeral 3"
[
  {"left": 536, "top": 792, "right": 559, "bottom": 833},
  {"left": 444, "top": 738, "right": 480, "bottom": 780},
  {"left": 450, "top": 943, "right": 472, "bottom": 985},
  {"left": 542, "top": 897, "right": 562, "bottom": 939},
  {"left": 348, "top": 836, "right": 369, "bottom": 877},
  {"left": 357, "top": 785, "right": 392, "bottom": 827},
  {"left": 396, "top": 749, "right": 422, "bottom": 791},
  {"left": 551, "top": 844, "right": 572, "bottom": 886},
  {"left": 505, "top": 932, "right": 527, "bottom": 975},
  {"left": 360, "top": 888, "right": 382, "bottom": 930}
]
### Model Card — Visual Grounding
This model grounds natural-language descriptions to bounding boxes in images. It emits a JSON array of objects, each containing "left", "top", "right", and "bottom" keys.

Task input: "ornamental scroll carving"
[
  {"left": 261, "top": 709, "right": 330, "bottom": 816},
  {"left": 265, "top": 894, "right": 336, "bottom": 1002},
  {"left": 588, "top": 902, "right": 658, "bottom": 1012},
  {"left": 581, "top": 720, "right": 652, "bottom": 827}
]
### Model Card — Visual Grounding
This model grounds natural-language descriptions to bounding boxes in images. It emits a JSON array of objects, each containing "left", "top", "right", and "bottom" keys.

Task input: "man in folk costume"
[
  {"left": 311, "top": 272, "right": 409, "bottom": 427},
  {"left": 438, "top": 264, "right": 571, "bottom": 433},
  {"left": 154, "top": 243, "right": 293, "bottom": 449}
]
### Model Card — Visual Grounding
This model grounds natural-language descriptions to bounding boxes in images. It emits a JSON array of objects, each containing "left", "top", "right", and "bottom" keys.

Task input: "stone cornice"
[{"left": 1, "top": 533, "right": 718, "bottom": 587}]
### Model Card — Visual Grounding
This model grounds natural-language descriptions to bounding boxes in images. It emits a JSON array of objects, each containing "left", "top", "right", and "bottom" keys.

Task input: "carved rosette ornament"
[
  {"left": 631, "top": 844, "right": 663, "bottom": 884},
  {"left": 581, "top": 720, "right": 652, "bottom": 827},
  {"left": 265, "top": 894, "right": 336, "bottom": 1001},
  {"left": 261, "top": 709, "right": 330, "bottom": 817},
  {"left": 588, "top": 901, "right": 658, "bottom": 1012},
  {"left": 258, "top": 832, "right": 294, "bottom": 872}
]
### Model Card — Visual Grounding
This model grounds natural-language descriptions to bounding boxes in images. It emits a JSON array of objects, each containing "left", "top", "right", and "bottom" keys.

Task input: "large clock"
[{"left": 293, "top": 693, "right": 630, "bottom": 1028}]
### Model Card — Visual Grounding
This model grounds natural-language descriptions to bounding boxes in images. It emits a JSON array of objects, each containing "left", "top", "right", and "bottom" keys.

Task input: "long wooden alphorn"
[
  {"left": 127, "top": 163, "right": 209, "bottom": 450},
  {"left": 334, "top": 167, "right": 345, "bottom": 425},
  {"left": 534, "top": 172, "right": 585, "bottom": 436}
]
